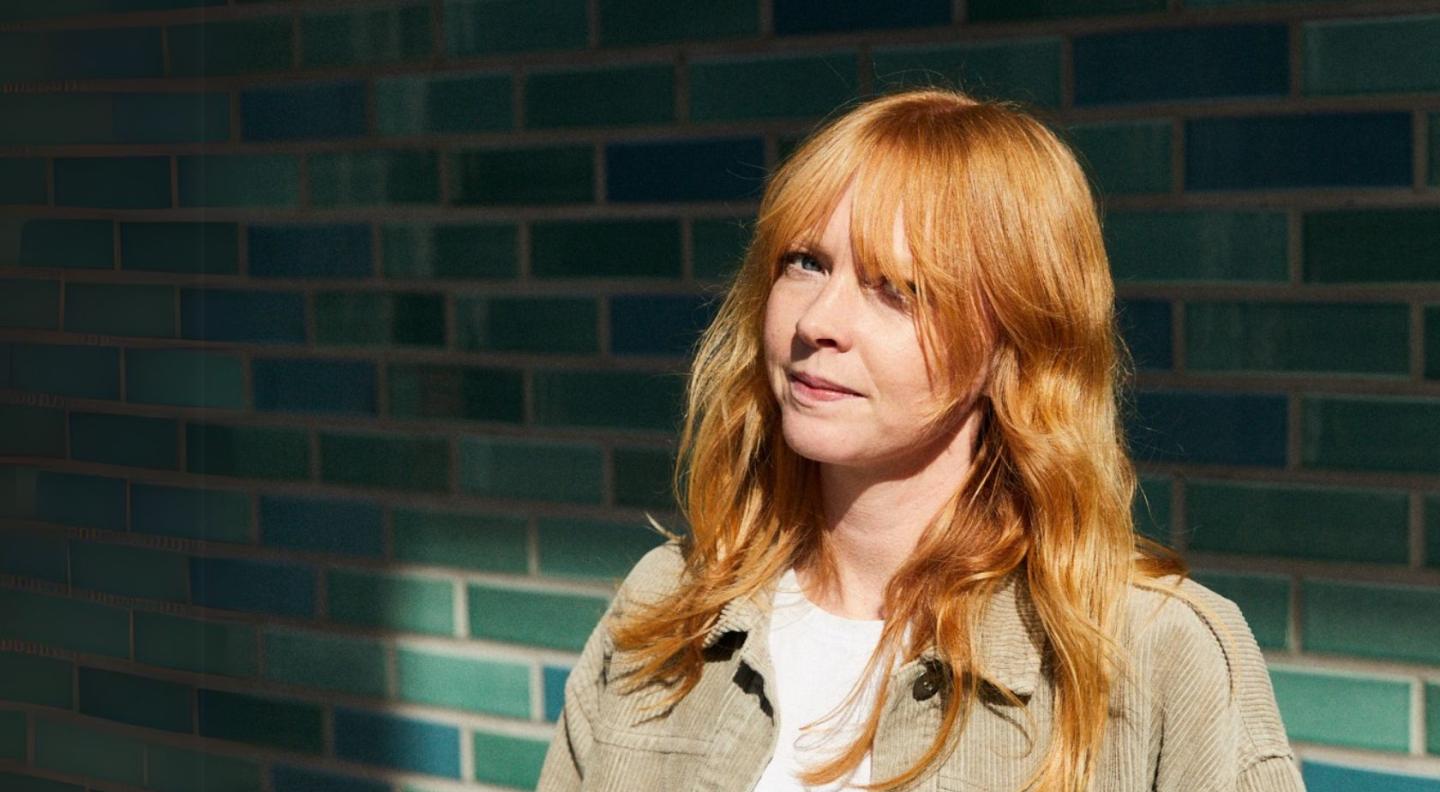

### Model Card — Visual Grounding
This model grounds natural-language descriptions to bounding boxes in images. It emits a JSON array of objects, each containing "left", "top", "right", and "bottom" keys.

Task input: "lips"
[{"left": 788, "top": 370, "right": 861, "bottom": 396}]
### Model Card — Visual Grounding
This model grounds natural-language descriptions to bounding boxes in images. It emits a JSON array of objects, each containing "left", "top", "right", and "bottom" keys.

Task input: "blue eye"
[{"left": 781, "top": 250, "right": 823, "bottom": 273}]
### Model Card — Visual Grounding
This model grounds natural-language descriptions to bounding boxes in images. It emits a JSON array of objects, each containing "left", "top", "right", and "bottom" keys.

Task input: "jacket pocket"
[{"left": 582, "top": 723, "right": 714, "bottom": 791}]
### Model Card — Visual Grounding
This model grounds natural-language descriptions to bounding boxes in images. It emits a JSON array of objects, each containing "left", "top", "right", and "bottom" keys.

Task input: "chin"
[{"left": 778, "top": 415, "right": 865, "bottom": 465}]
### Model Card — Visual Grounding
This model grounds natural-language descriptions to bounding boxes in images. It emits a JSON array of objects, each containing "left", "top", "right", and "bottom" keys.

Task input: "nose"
[{"left": 793, "top": 273, "right": 855, "bottom": 352}]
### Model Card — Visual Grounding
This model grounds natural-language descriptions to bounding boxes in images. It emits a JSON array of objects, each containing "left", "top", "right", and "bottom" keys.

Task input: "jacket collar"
[{"left": 702, "top": 567, "right": 1045, "bottom": 697}]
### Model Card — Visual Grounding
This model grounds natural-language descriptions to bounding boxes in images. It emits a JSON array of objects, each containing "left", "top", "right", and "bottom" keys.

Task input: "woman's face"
[{"left": 763, "top": 183, "right": 967, "bottom": 471}]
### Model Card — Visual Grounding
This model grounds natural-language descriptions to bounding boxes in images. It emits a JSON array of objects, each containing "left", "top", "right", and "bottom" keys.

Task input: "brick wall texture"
[{"left": 1, "top": 0, "right": 1439, "bottom": 790}]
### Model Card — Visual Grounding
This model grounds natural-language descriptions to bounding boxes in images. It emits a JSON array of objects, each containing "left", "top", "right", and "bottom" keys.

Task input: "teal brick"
[
  {"left": 468, "top": 584, "right": 607, "bottom": 650},
  {"left": 35, "top": 717, "right": 145, "bottom": 786},
  {"left": 120, "top": 222, "right": 238, "bottom": 275},
  {"left": 71, "top": 412, "right": 178, "bottom": 470},
  {"left": 178, "top": 155, "right": 300, "bottom": 208},
  {"left": 71, "top": 542, "right": 189, "bottom": 602},
  {"left": 146, "top": 743, "right": 262, "bottom": 792},
  {"left": 0, "top": 406, "right": 64, "bottom": 458},
  {"left": 1191, "top": 571, "right": 1291, "bottom": 649},
  {"left": 1186, "top": 302, "right": 1408, "bottom": 374},
  {"left": 531, "top": 220, "right": 681, "bottom": 278},
  {"left": 1270, "top": 667, "right": 1410, "bottom": 752},
  {"left": 472, "top": 731, "right": 549, "bottom": 788},
  {"left": 459, "top": 437, "right": 604, "bottom": 503},
  {"left": 197, "top": 690, "right": 323, "bottom": 754},
  {"left": 328, "top": 569, "right": 455, "bottom": 635},
  {"left": 377, "top": 73, "right": 512, "bottom": 135},
  {"left": 302, "top": 4, "right": 431, "bottom": 68},
  {"left": 169, "top": 17, "right": 293, "bottom": 76},
  {"left": 0, "top": 588, "right": 130, "bottom": 658},
  {"left": 872, "top": 38, "right": 1062, "bottom": 108},
  {"left": 1429, "top": 307, "right": 1440, "bottom": 379},
  {"left": 130, "top": 483, "right": 253, "bottom": 544},
  {"left": 534, "top": 370, "right": 684, "bottom": 431},
  {"left": 9, "top": 343, "right": 119, "bottom": 400},
  {"left": 65, "top": 283, "right": 174, "bottom": 338},
  {"left": 1067, "top": 120, "right": 1171, "bottom": 195},
  {"left": 382, "top": 223, "right": 517, "bottom": 279},
  {"left": 55, "top": 156, "right": 170, "bottom": 209},
  {"left": 1132, "top": 475, "right": 1170, "bottom": 545},
  {"left": 1303, "top": 396, "right": 1440, "bottom": 474},
  {"left": 0, "top": 529, "right": 66, "bottom": 582},
  {"left": 455, "top": 296, "right": 598, "bottom": 354},
  {"left": 1189, "top": 481, "right": 1408, "bottom": 564},
  {"left": 0, "top": 218, "right": 113, "bottom": 269},
  {"left": 0, "top": 279, "right": 59, "bottom": 329},
  {"left": 187, "top": 422, "right": 310, "bottom": 480},
  {"left": 538, "top": 517, "right": 666, "bottom": 579},
  {"left": 387, "top": 363, "right": 524, "bottom": 424},
  {"left": 392, "top": 508, "right": 528, "bottom": 573},
  {"left": 599, "top": 0, "right": 758, "bottom": 46},
  {"left": 0, "top": 158, "right": 46, "bottom": 204},
  {"left": 0, "top": 709, "right": 21, "bottom": 762},
  {"left": 1304, "top": 15, "right": 1440, "bottom": 96},
  {"left": 126, "top": 348, "right": 245, "bottom": 409},
  {"left": 263, "top": 628, "right": 387, "bottom": 696},
  {"left": 319, "top": 431, "right": 449, "bottom": 492},
  {"left": 0, "top": 652, "right": 72, "bottom": 709},
  {"left": 0, "top": 93, "right": 225, "bottom": 146},
  {"left": 614, "top": 446, "right": 676, "bottom": 509},
  {"left": 1105, "top": 211, "right": 1288, "bottom": 282},
  {"left": 445, "top": 0, "right": 587, "bottom": 56},
  {"left": 1304, "top": 208, "right": 1440, "bottom": 283},
  {"left": 309, "top": 150, "right": 440, "bottom": 206},
  {"left": 0, "top": 772, "right": 80, "bottom": 792},
  {"left": 691, "top": 53, "right": 858, "bottom": 122},
  {"left": 397, "top": 648, "right": 530, "bottom": 717},
  {"left": 313, "top": 291, "right": 445, "bottom": 347},
  {"left": 526, "top": 63, "right": 673, "bottom": 129},
  {"left": 1429, "top": 683, "right": 1440, "bottom": 755},
  {"left": 78, "top": 666, "right": 192, "bottom": 733},
  {"left": 1304, "top": 579, "right": 1440, "bottom": 664},
  {"left": 1430, "top": 494, "right": 1440, "bottom": 571},
  {"left": 134, "top": 611, "right": 258, "bottom": 678},
  {"left": 1431, "top": 113, "right": 1439, "bottom": 187},
  {"left": 967, "top": 0, "right": 1165, "bottom": 22},
  {"left": 450, "top": 146, "right": 593, "bottom": 205},
  {"left": 693, "top": 217, "right": 753, "bottom": 280},
  {"left": 33, "top": 470, "right": 125, "bottom": 533}
]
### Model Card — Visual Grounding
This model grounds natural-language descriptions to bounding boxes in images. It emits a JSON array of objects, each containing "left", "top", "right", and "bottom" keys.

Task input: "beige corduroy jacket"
[{"left": 537, "top": 543, "right": 1304, "bottom": 792}]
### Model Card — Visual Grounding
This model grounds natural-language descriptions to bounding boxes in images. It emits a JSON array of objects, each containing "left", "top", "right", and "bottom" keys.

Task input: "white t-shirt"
[{"left": 752, "top": 568, "right": 889, "bottom": 792}]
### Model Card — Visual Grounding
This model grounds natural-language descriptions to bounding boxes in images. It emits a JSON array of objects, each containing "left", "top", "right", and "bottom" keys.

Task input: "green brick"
[
  {"left": 328, "top": 569, "right": 455, "bottom": 635},
  {"left": 397, "top": 648, "right": 530, "bottom": 717},
  {"left": 1429, "top": 494, "right": 1440, "bottom": 570},
  {"left": 599, "top": 0, "right": 757, "bottom": 46},
  {"left": 534, "top": 370, "right": 684, "bottom": 431},
  {"left": 614, "top": 446, "right": 676, "bottom": 510},
  {"left": 71, "top": 412, "right": 178, "bottom": 470},
  {"left": 302, "top": 4, "right": 431, "bottom": 68},
  {"left": 9, "top": 343, "right": 119, "bottom": 400},
  {"left": 1429, "top": 308, "right": 1440, "bottom": 379},
  {"left": 35, "top": 717, "right": 145, "bottom": 786},
  {"left": 1304, "top": 579, "right": 1440, "bottom": 664},
  {"left": 693, "top": 217, "right": 752, "bottom": 280},
  {"left": 127, "top": 348, "right": 245, "bottom": 409},
  {"left": 1132, "top": 475, "right": 1170, "bottom": 545},
  {"left": 538, "top": 517, "right": 666, "bottom": 580},
  {"left": 314, "top": 291, "right": 446, "bottom": 347},
  {"left": 1303, "top": 396, "right": 1440, "bottom": 474},
  {"left": 65, "top": 283, "right": 174, "bottom": 338},
  {"left": 135, "top": 611, "right": 258, "bottom": 678},
  {"left": 526, "top": 63, "right": 674, "bottom": 129},
  {"left": 0, "top": 588, "right": 129, "bottom": 658},
  {"left": 1189, "top": 481, "right": 1408, "bottom": 564},
  {"left": 468, "top": 584, "right": 607, "bottom": 650},
  {"left": 187, "top": 423, "right": 310, "bottom": 480},
  {"left": 197, "top": 690, "right": 323, "bottom": 754},
  {"left": 70, "top": 542, "right": 189, "bottom": 602},
  {"left": 1269, "top": 667, "right": 1410, "bottom": 752},
  {"left": 872, "top": 38, "right": 1062, "bottom": 108},
  {"left": 382, "top": 223, "right": 517, "bottom": 279},
  {"left": 0, "top": 652, "right": 73, "bottom": 709},
  {"left": 456, "top": 297, "right": 597, "bottom": 354},
  {"left": 319, "top": 431, "right": 449, "bottom": 492},
  {"left": 1431, "top": 113, "right": 1439, "bottom": 187},
  {"left": 1304, "top": 15, "right": 1440, "bottom": 96},
  {"left": 178, "top": 155, "right": 300, "bottom": 208},
  {"left": 263, "top": 628, "right": 387, "bottom": 696},
  {"left": 169, "top": 17, "right": 293, "bottom": 76},
  {"left": 691, "top": 53, "right": 858, "bottom": 122},
  {"left": 55, "top": 156, "right": 170, "bottom": 209},
  {"left": 392, "top": 508, "right": 528, "bottom": 573},
  {"left": 377, "top": 73, "right": 512, "bottom": 135},
  {"left": 131, "top": 484, "right": 253, "bottom": 544},
  {"left": 0, "top": 405, "right": 65, "bottom": 458},
  {"left": 0, "top": 279, "right": 59, "bottom": 329},
  {"left": 532, "top": 220, "right": 681, "bottom": 278},
  {"left": 1186, "top": 302, "right": 1408, "bottom": 375},
  {"left": 451, "top": 146, "right": 593, "bottom": 205},
  {"left": 0, "top": 773, "right": 82, "bottom": 792},
  {"left": 388, "top": 364, "right": 524, "bottom": 424},
  {"left": 0, "top": 709, "right": 23, "bottom": 762},
  {"left": 1428, "top": 683, "right": 1440, "bottom": 755},
  {"left": 0, "top": 158, "right": 46, "bottom": 204},
  {"left": 1066, "top": 120, "right": 1171, "bottom": 195},
  {"left": 1105, "top": 211, "right": 1288, "bottom": 282},
  {"left": 120, "top": 222, "right": 239, "bottom": 275},
  {"left": 78, "top": 667, "right": 192, "bottom": 733},
  {"left": 967, "top": 0, "right": 1164, "bottom": 22},
  {"left": 459, "top": 437, "right": 603, "bottom": 503},
  {"left": 1304, "top": 209, "right": 1440, "bottom": 283},
  {"left": 472, "top": 730, "right": 549, "bottom": 788},
  {"left": 146, "top": 743, "right": 262, "bottom": 792},
  {"left": 309, "top": 150, "right": 440, "bottom": 206},
  {"left": 445, "top": 0, "right": 588, "bottom": 56},
  {"left": 0, "top": 217, "right": 114, "bottom": 269}
]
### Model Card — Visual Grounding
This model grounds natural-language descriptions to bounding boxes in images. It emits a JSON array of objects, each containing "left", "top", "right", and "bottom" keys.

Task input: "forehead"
[{"left": 803, "top": 182, "right": 915, "bottom": 276}]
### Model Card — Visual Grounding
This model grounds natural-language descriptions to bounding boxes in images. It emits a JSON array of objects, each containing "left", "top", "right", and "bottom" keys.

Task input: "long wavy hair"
[{"left": 611, "top": 87, "right": 1186, "bottom": 791}]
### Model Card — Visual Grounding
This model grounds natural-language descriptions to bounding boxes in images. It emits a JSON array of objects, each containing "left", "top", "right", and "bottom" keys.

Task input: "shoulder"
[{"left": 614, "top": 540, "right": 688, "bottom": 608}]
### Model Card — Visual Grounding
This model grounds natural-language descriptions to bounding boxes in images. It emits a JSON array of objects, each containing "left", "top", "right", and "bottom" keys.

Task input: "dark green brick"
[
  {"left": 135, "top": 611, "right": 258, "bottom": 678},
  {"left": 538, "top": 517, "right": 666, "bottom": 579},
  {"left": 78, "top": 666, "right": 192, "bottom": 733},
  {"left": 120, "top": 222, "right": 238, "bottom": 275},
  {"left": 456, "top": 297, "right": 597, "bottom": 354},
  {"left": 1302, "top": 396, "right": 1440, "bottom": 474},
  {"left": 382, "top": 223, "right": 517, "bottom": 279},
  {"left": 534, "top": 370, "right": 684, "bottom": 431},
  {"left": 459, "top": 437, "right": 603, "bottom": 503},
  {"left": 55, "top": 156, "right": 170, "bottom": 209},
  {"left": 1105, "top": 211, "right": 1288, "bottom": 282},
  {"left": 0, "top": 159, "right": 46, "bottom": 204},
  {"left": 873, "top": 38, "right": 1062, "bottom": 108},
  {"left": 314, "top": 291, "right": 446, "bottom": 347},
  {"left": 691, "top": 53, "right": 858, "bottom": 122},
  {"left": 0, "top": 279, "right": 59, "bottom": 329},
  {"left": 302, "top": 4, "right": 432, "bottom": 68},
  {"left": 71, "top": 542, "right": 189, "bottom": 602},
  {"left": 0, "top": 92, "right": 225, "bottom": 146},
  {"left": 1186, "top": 302, "right": 1408, "bottom": 374},
  {"left": 197, "top": 690, "right": 324, "bottom": 754},
  {"left": 526, "top": 63, "right": 674, "bottom": 129},
  {"left": 1188, "top": 480, "right": 1409, "bottom": 564},
  {"left": 147, "top": 744, "right": 262, "bottom": 792},
  {"left": 387, "top": 363, "right": 525, "bottom": 423},
  {"left": 72, "top": 412, "right": 178, "bottom": 469},
  {"left": 0, "top": 588, "right": 130, "bottom": 658},
  {"left": 178, "top": 155, "right": 300, "bottom": 208},
  {"left": 66, "top": 284, "right": 174, "bottom": 338},
  {"left": 1431, "top": 308, "right": 1440, "bottom": 379},
  {"left": 392, "top": 508, "right": 528, "bottom": 573},
  {"left": 377, "top": 73, "right": 512, "bottom": 135},
  {"left": 1304, "top": 579, "right": 1440, "bottom": 665},
  {"left": 1, "top": 218, "right": 114, "bottom": 269},
  {"left": 328, "top": 569, "right": 454, "bottom": 635},
  {"left": 468, "top": 584, "right": 607, "bottom": 650},
  {"left": 309, "top": 150, "right": 440, "bottom": 206},
  {"left": 451, "top": 146, "right": 592, "bottom": 205},
  {"left": 0, "top": 406, "right": 65, "bottom": 457},
  {"left": 0, "top": 652, "right": 72, "bottom": 709},
  {"left": 169, "top": 17, "right": 293, "bottom": 76},
  {"left": 319, "top": 431, "right": 449, "bottom": 492},
  {"left": 9, "top": 343, "right": 118, "bottom": 400},
  {"left": 186, "top": 422, "right": 310, "bottom": 480},
  {"left": 1431, "top": 113, "right": 1439, "bottom": 187},
  {"left": 1304, "top": 209, "right": 1440, "bottom": 283},
  {"left": 1132, "top": 475, "right": 1170, "bottom": 545},
  {"left": 127, "top": 348, "right": 245, "bottom": 409},
  {"left": 446, "top": 0, "right": 587, "bottom": 56},
  {"left": 532, "top": 220, "right": 681, "bottom": 278},
  {"left": 599, "top": 0, "right": 758, "bottom": 46},
  {"left": 693, "top": 216, "right": 753, "bottom": 280},
  {"left": 1189, "top": 571, "right": 1289, "bottom": 650},
  {"left": 1429, "top": 494, "right": 1440, "bottom": 570},
  {"left": 263, "top": 628, "right": 387, "bottom": 696},
  {"left": 967, "top": 0, "right": 1164, "bottom": 22},
  {"left": 131, "top": 483, "right": 253, "bottom": 544},
  {"left": 1304, "top": 15, "right": 1440, "bottom": 96},
  {"left": 35, "top": 717, "right": 144, "bottom": 786},
  {"left": 1066, "top": 121, "right": 1171, "bottom": 195},
  {"left": 614, "top": 446, "right": 676, "bottom": 509}
]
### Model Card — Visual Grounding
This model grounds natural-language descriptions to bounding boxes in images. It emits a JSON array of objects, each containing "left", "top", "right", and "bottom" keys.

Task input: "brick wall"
[{"left": 0, "top": 0, "right": 1437, "bottom": 790}]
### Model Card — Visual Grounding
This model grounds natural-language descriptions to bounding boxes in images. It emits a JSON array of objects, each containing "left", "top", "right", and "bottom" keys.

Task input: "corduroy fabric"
[{"left": 537, "top": 543, "right": 1305, "bottom": 792}]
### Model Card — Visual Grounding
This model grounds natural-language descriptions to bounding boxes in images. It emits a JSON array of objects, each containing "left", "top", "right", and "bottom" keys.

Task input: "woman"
[{"left": 537, "top": 87, "right": 1302, "bottom": 792}]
